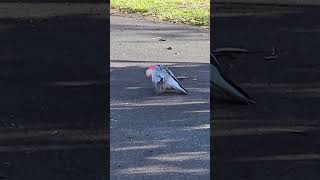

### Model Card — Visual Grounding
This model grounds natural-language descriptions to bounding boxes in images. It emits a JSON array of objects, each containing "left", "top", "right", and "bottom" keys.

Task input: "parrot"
[
  {"left": 211, "top": 52, "right": 255, "bottom": 104},
  {"left": 146, "top": 64, "right": 189, "bottom": 95}
]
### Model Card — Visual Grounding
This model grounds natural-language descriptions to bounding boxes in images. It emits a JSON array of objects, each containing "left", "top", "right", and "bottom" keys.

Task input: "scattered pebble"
[
  {"left": 265, "top": 55, "right": 278, "bottom": 61},
  {"left": 11, "top": 122, "right": 17, "bottom": 127},
  {"left": 193, "top": 76, "right": 197, "bottom": 80},
  {"left": 167, "top": 47, "right": 172, "bottom": 50},
  {"left": 51, "top": 130, "right": 60, "bottom": 136}
]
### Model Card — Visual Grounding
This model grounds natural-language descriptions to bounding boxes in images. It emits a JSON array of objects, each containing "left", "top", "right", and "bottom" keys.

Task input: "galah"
[
  {"left": 211, "top": 52, "right": 255, "bottom": 104},
  {"left": 146, "top": 64, "right": 189, "bottom": 95}
]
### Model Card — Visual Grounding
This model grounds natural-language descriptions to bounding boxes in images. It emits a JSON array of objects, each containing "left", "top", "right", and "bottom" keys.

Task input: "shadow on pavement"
[
  {"left": 110, "top": 64, "right": 210, "bottom": 179},
  {"left": 0, "top": 8, "right": 109, "bottom": 180},
  {"left": 211, "top": 4, "right": 320, "bottom": 180}
]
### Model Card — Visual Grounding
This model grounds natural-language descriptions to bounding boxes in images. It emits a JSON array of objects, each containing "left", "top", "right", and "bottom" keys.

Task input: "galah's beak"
[{"left": 146, "top": 65, "right": 156, "bottom": 77}]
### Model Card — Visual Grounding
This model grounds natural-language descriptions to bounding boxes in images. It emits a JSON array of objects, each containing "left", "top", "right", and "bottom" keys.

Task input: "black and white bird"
[
  {"left": 211, "top": 52, "right": 255, "bottom": 104},
  {"left": 146, "top": 64, "right": 189, "bottom": 95}
]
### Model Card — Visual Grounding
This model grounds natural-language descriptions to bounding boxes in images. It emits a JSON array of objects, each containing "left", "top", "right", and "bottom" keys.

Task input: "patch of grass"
[{"left": 111, "top": 0, "right": 210, "bottom": 26}]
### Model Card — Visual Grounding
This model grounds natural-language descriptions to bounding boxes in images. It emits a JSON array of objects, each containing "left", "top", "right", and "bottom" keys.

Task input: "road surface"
[
  {"left": 212, "top": 3, "right": 320, "bottom": 180},
  {"left": 0, "top": 3, "right": 108, "bottom": 180},
  {"left": 110, "top": 14, "right": 210, "bottom": 180}
]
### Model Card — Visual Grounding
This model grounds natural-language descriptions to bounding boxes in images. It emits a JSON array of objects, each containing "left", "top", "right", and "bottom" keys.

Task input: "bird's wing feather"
[
  {"left": 151, "top": 73, "right": 162, "bottom": 83},
  {"left": 151, "top": 66, "right": 165, "bottom": 83},
  {"left": 159, "top": 65, "right": 188, "bottom": 94},
  {"left": 210, "top": 53, "right": 255, "bottom": 104}
]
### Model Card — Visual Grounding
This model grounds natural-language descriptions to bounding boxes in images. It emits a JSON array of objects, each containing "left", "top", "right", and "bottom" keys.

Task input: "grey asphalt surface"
[
  {"left": 215, "top": 0, "right": 320, "bottom": 6},
  {"left": 110, "top": 15, "right": 210, "bottom": 180},
  {"left": 0, "top": 3, "right": 108, "bottom": 180},
  {"left": 212, "top": 3, "right": 320, "bottom": 180}
]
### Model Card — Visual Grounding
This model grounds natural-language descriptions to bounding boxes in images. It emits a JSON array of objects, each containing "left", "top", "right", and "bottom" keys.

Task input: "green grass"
[{"left": 111, "top": 0, "right": 210, "bottom": 26}]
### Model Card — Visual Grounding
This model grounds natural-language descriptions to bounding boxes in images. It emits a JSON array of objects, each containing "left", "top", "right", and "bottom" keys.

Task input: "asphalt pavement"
[
  {"left": 0, "top": 3, "right": 108, "bottom": 180},
  {"left": 215, "top": 0, "right": 320, "bottom": 6},
  {"left": 212, "top": 3, "right": 320, "bottom": 180},
  {"left": 110, "top": 14, "right": 210, "bottom": 180}
]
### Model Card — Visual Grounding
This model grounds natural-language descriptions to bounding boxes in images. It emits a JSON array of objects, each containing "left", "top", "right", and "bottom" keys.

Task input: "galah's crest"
[{"left": 146, "top": 64, "right": 189, "bottom": 95}]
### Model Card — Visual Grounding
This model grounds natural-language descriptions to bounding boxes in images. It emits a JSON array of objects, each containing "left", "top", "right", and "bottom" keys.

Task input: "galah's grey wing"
[
  {"left": 151, "top": 66, "right": 166, "bottom": 83},
  {"left": 165, "top": 75, "right": 189, "bottom": 94},
  {"left": 159, "top": 65, "right": 188, "bottom": 95},
  {"left": 151, "top": 72, "right": 162, "bottom": 83},
  {"left": 211, "top": 53, "right": 255, "bottom": 104}
]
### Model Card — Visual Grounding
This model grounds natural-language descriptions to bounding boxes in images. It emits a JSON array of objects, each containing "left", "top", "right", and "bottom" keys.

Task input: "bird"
[
  {"left": 146, "top": 64, "right": 189, "bottom": 95},
  {"left": 211, "top": 52, "right": 255, "bottom": 104}
]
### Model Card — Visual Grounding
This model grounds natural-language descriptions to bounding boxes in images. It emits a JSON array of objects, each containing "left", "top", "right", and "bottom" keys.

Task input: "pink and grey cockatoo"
[{"left": 146, "top": 64, "right": 189, "bottom": 95}]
